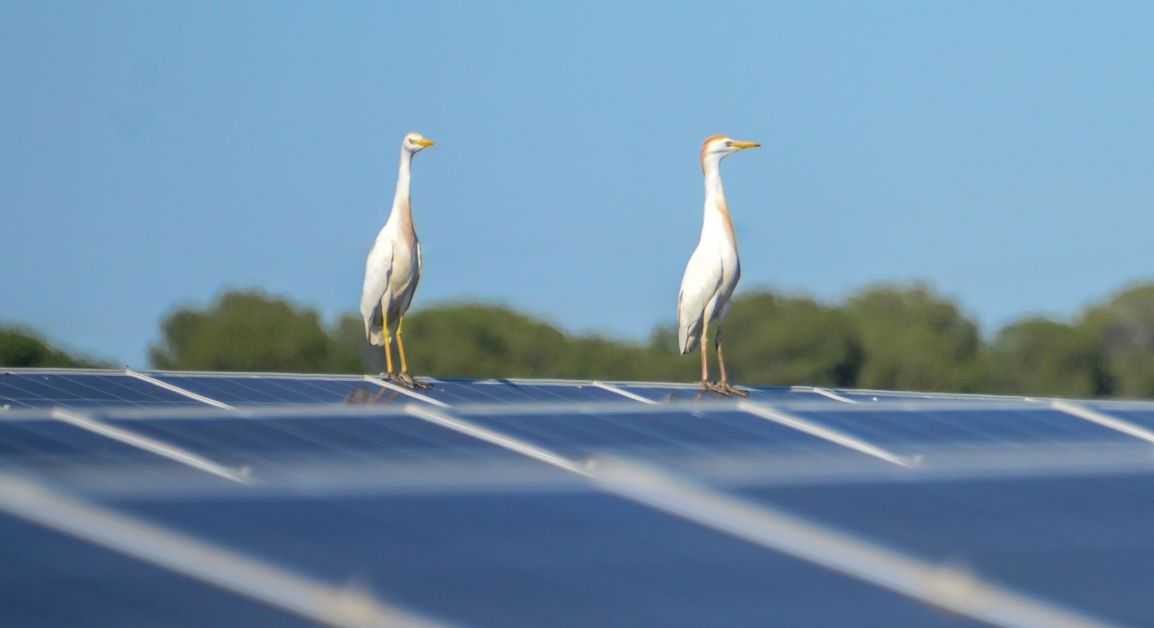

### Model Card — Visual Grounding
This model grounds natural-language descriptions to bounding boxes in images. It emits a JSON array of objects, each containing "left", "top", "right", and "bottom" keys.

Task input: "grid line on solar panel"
[{"left": 0, "top": 371, "right": 203, "bottom": 409}]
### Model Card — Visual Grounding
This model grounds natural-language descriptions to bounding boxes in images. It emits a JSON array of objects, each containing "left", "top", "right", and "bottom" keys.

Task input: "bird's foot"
[
  {"left": 717, "top": 381, "right": 748, "bottom": 397},
  {"left": 396, "top": 372, "right": 431, "bottom": 390},
  {"left": 697, "top": 380, "right": 730, "bottom": 397},
  {"left": 696, "top": 381, "right": 746, "bottom": 397}
]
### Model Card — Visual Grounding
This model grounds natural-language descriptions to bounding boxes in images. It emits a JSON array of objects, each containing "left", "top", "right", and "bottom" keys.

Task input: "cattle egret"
[
  {"left": 361, "top": 131, "right": 435, "bottom": 389},
  {"left": 677, "top": 135, "right": 760, "bottom": 396}
]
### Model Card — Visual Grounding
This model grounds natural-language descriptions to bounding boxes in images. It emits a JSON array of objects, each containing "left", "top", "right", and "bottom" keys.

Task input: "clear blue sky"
[{"left": 2, "top": 1, "right": 1153, "bottom": 366}]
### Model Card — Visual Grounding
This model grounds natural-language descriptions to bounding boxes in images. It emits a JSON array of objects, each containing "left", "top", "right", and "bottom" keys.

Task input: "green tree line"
[{"left": 7, "top": 281, "right": 1154, "bottom": 398}]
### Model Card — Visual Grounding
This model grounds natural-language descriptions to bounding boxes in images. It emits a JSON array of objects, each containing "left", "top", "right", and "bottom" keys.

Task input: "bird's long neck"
[
  {"left": 701, "top": 158, "right": 736, "bottom": 246},
  {"left": 387, "top": 147, "right": 414, "bottom": 232}
]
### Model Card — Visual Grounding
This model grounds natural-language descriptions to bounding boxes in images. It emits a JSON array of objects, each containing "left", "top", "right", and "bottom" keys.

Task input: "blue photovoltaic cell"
[
  {"left": 459, "top": 409, "right": 879, "bottom": 465},
  {"left": 0, "top": 514, "right": 311, "bottom": 627},
  {"left": 107, "top": 413, "right": 534, "bottom": 469},
  {"left": 115, "top": 489, "right": 970, "bottom": 627},
  {"left": 615, "top": 384, "right": 830, "bottom": 404},
  {"left": 785, "top": 407, "right": 1133, "bottom": 451},
  {"left": 0, "top": 419, "right": 177, "bottom": 471},
  {"left": 150, "top": 374, "right": 398, "bottom": 406},
  {"left": 420, "top": 379, "right": 631, "bottom": 405},
  {"left": 0, "top": 373, "right": 198, "bottom": 409},
  {"left": 742, "top": 471, "right": 1154, "bottom": 626}
]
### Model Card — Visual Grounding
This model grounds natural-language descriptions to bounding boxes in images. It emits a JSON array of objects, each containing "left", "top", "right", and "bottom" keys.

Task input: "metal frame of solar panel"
[{"left": 5, "top": 368, "right": 1154, "bottom": 625}]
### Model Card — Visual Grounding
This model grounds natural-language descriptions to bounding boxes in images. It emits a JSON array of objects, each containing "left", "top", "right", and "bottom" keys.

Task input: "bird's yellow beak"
[
  {"left": 730, "top": 140, "right": 760, "bottom": 150},
  {"left": 415, "top": 138, "right": 435, "bottom": 147}
]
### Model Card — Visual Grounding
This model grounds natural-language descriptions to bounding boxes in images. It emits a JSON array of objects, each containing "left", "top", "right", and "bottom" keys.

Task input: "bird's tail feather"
[
  {"left": 368, "top": 329, "right": 386, "bottom": 347},
  {"left": 678, "top": 324, "right": 699, "bottom": 355}
]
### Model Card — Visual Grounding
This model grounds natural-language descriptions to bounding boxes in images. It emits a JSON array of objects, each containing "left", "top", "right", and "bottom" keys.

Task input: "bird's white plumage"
[
  {"left": 361, "top": 223, "right": 422, "bottom": 345},
  {"left": 677, "top": 136, "right": 757, "bottom": 358},
  {"left": 361, "top": 132, "right": 431, "bottom": 347},
  {"left": 677, "top": 233, "right": 738, "bottom": 354}
]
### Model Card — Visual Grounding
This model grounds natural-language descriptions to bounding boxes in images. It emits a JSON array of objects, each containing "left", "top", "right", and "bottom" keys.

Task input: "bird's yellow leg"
[
  {"left": 715, "top": 334, "right": 747, "bottom": 397},
  {"left": 394, "top": 316, "right": 430, "bottom": 390},
  {"left": 396, "top": 316, "right": 409, "bottom": 374},
  {"left": 381, "top": 310, "right": 395, "bottom": 377},
  {"left": 716, "top": 330, "right": 728, "bottom": 384}
]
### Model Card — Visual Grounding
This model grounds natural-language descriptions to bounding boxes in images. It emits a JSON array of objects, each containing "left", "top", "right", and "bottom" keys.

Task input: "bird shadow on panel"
[{"left": 343, "top": 386, "right": 404, "bottom": 405}]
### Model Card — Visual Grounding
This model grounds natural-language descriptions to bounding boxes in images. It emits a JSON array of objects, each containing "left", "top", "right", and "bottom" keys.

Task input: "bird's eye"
[
  {"left": 409, "top": 137, "right": 418, "bottom": 144},
  {"left": 725, "top": 141, "right": 734, "bottom": 147}
]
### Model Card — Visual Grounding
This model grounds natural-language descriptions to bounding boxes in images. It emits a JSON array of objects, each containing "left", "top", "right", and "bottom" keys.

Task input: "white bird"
[
  {"left": 361, "top": 131, "right": 435, "bottom": 389},
  {"left": 677, "top": 134, "right": 760, "bottom": 396}
]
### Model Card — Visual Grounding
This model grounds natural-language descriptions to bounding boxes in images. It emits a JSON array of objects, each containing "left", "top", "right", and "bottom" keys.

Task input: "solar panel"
[
  {"left": 830, "top": 389, "right": 1029, "bottom": 403},
  {"left": 103, "top": 411, "right": 540, "bottom": 476},
  {"left": 0, "top": 513, "right": 313, "bottom": 627},
  {"left": 148, "top": 373, "right": 400, "bottom": 406},
  {"left": 456, "top": 407, "right": 891, "bottom": 471},
  {"left": 783, "top": 406, "right": 1133, "bottom": 453},
  {"left": 0, "top": 415, "right": 185, "bottom": 474},
  {"left": 740, "top": 470, "right": 1154, "bottom": 626},
  {"left": 4, "top": 368, "right": 1152, "bottom": 624},
  {"left": 613, "top": 383, "right": 831, "bottom": 404},
  {"left": 1080, "top": 405, "right": 1154, "bottom": 432},
  {"left": 110, "top": 487, "right": 964, "bottom": 627},
  {"left": 0, "top": 372, "right": 200, "bottom": 409},
  {"left": 417, "top": 378, "right": 631, "bottom": 404}
]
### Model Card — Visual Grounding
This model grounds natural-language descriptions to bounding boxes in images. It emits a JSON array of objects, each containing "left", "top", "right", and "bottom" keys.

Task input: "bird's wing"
[
  {"left": 416, "top": 240, "right": 422, "bottom": 274},
  {"left": 390, "top": 241, "right": 423, "bottom": 323},
  {"left": 677, "top": 245, "right": 723, "bottom": 353},
  {"left": 412, "top": 241, "right": 422, "bottom": 295},
  {"left": 360, "top": 230, "right": 394, "bottom": 343}
]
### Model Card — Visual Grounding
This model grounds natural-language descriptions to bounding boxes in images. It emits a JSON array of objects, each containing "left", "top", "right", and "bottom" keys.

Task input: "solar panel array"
[{"left": 3, "top": 368, "right": 1154, "bottom": 626}]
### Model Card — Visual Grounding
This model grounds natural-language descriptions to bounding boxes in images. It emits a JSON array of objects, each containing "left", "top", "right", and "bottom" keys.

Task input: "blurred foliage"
[
  {"left": 721, "top": 292, "right": 861, "bottom": 386},
  {"left": 18, "top": 281, "right": 1154, "bottom": 399},
  {"left": 1080, "top": 283, "right": 1154, "bottom": 398},
  {"left": 337, "top": 304, "right": 682, "bottom": 380},
  {"left": 845, "top": 283, "right": 983, "bottom": 392},
  {"left": 986, "top": 317, "right": 1108, "bottom": 397},
  {"left": 149, "top": 290, "right": 361, "bottom": 373},
  {"left": 0, "top": 326, "right": 106, "bottom": 368}
]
